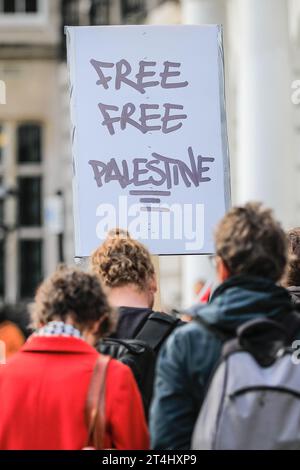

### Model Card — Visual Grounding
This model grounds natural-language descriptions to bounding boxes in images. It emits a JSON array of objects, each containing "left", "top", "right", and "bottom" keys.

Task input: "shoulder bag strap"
[{"left": 84, "top": 354, "right": 111, "bottom": 450}]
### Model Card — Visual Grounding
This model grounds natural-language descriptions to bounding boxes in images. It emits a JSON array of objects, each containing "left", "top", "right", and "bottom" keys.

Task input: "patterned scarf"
[{"left": 34, "top": 321, "right": 83, "bottom": 339}]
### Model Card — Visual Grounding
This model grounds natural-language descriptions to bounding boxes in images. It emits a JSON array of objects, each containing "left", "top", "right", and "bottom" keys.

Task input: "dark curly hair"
[
  {"left": 215, "top": 202, "right": 287, "bottom": 282},
  {"left": 284, "top": 228, "right": 300, "bottom": 287},
  {"left": 31, "top": 265, "right": 114, "bottom": 336},
  {"left": 91, "top": 228, "right": 155, "bottom": 290}
]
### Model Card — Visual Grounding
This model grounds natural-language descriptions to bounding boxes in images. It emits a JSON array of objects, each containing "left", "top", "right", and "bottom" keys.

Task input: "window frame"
[
  {"left": 17, "top": 122, "right": 42, "bottom": 164},
  {"left": 18, "top": 175, "right": 43, "bottom": 228},
  {"left": 19, "top": 238, "right": 43, "bottom": 299},
  {"left": 0, "top": 0, "right": 47, "bottom": 26},
  {"left": 0, "top": 121, "right": 45, "bottom": 302}
]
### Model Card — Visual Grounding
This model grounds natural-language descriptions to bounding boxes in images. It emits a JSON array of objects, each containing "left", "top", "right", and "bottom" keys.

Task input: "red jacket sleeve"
[{"left": 105, "top": 359, "right": 149, "bottom": 450}]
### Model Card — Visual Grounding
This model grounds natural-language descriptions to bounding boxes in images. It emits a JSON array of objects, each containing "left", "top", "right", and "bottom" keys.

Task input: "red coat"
[{"left": 0, "top": 336, "right": 149, "bottom": 450}]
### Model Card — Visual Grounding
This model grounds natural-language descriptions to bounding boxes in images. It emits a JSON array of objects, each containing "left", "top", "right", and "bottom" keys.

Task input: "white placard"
[{"left": 66, "top": 25, "right": 230, "bottom": 257}]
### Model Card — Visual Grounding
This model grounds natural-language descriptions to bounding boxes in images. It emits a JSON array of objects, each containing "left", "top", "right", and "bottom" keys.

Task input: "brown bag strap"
[{"left": 85, "top": 354, "right": 111, "bottom": 450}]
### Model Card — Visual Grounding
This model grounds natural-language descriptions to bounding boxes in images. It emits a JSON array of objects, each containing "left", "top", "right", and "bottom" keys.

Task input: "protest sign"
[{"left": 66, "top": 25, "right": 230, "bottom": 256}]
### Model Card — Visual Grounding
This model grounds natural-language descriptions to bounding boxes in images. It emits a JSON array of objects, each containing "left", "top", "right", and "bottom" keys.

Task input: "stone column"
[{"left": 237, "top": 0, "right": 294, "bottom": 227}]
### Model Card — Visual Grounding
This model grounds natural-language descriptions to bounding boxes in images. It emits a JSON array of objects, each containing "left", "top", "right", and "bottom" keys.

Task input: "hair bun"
[
  {"left": 107, "top": 228, "right": 130, "bottom": 239},
  {"left": 91, "top": 229, "right": 155, "bottom": 289}
]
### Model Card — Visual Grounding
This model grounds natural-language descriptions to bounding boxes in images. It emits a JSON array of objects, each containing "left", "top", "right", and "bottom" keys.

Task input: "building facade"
[{"left": 0, "top": 0, "right": 167, "bottom": 305}]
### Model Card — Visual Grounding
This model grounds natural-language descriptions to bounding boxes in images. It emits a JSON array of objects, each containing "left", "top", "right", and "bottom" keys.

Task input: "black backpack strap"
[
  {"left": 223, "top": 315, "right": 300, "bottom": 367},
  {"left": 279, "top": 310, "right": 300, "bottom": 342},
  {"left": 135, "top": 312, "right": 182, "bottom": 351}
]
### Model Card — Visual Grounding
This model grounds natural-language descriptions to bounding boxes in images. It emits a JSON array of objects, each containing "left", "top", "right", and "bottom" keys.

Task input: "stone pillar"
[{"left": 237, "top": 0, "right": 294, "bottom": 227}]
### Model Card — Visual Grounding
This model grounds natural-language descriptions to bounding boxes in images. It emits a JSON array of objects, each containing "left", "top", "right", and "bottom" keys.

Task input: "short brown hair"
[
  {"left": 31, "top": 265, "right": 114, "bottom": 336},
  {"left": 215, "top": 202, "right": 287, "bottom": 282},
  {"left": 91, "top": 229, "right": 155, "bottom": 290},
  {"left": 284, "top": 228, "right": 300, "bottom": 287}
]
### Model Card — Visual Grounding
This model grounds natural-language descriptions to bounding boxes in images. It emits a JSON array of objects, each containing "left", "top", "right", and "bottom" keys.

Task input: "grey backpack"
[{"left": 192, "top": 315, "right": 300, "bottom": 450}]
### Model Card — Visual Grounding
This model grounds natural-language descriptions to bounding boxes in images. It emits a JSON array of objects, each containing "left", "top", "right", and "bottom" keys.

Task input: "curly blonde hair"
[
  {"left": 31, "top": 265, "right": 114, "bottom": 336},
  {"left": 91, "top": 229, "right": 155, "bottom": 290},
  {"left": 215, "top": 202, "right": 287, "bottom": 282}
]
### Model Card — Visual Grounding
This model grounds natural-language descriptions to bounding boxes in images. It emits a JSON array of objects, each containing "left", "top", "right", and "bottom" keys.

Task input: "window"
[
  {"left": 121, "top": 0, "right": 145, "bottom": 18},
  {"left": 19, "top": 239, "right": 42, "bottom": 298},
  {"left": 62, "top": 0, "right": 79, "bottom": 25},
  {"left": 25, "top": 0, "right": 37, "bottom": 12},
  {"left": 0, "top": 0, "right": 38, "bottom": 13},
  {"left": 18, "top": 124, "right": 42, "bottom": 163},
  {"left": 0, "top": 166, "right": 5, "bottom": 299},
  {"left": 89, "top": 0, "right": 109, "bottom": 25},
  {"left": 3, "top": 0, "right": 14, "bottom": 12},
  {"left": 18, "top": 177, "right": 42, "bottom": 227},
  {"left": 0, "top": 122, "right": 45, "bottom": 302}
]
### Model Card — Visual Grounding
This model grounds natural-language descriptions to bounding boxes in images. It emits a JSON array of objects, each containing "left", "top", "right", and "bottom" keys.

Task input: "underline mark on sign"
[
  {"left": 129, "top": 190, "right": 171, "bottom": 196},
  {"left": 141, "top": 207, "right": 170, "bottom": 213},
  {"left": 139, "top": 198, "right": 161, "bottom": 204}
]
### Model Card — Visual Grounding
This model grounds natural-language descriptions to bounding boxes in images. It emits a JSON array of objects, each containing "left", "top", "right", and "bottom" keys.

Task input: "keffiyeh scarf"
[{"left": 34, "top": 321, "right": 83, "bottom": 339}]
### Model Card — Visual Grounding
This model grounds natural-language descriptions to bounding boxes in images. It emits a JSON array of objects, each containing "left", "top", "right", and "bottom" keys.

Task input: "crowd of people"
[{"left": 0, "top": 201, "right": 300, "bottom": 450}]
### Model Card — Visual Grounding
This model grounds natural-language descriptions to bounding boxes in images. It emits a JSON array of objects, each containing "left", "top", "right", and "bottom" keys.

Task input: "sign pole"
[{"left": 151, "top": 255, "right": 161, "bottom": 311}]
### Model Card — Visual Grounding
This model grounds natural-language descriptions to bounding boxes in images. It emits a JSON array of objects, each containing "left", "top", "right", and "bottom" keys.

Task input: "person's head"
[
  {"left": 91, "top": 229, "right": 157, "bottom": 309},
  {"left": 283, "top": 228, "right": 300, "bottom": 287},
  {"left": 214, "top": 202, "right": 287, "bottom": 283},
  {"left": 31, "top": 265, "right": 114, "bottom": 345}
]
